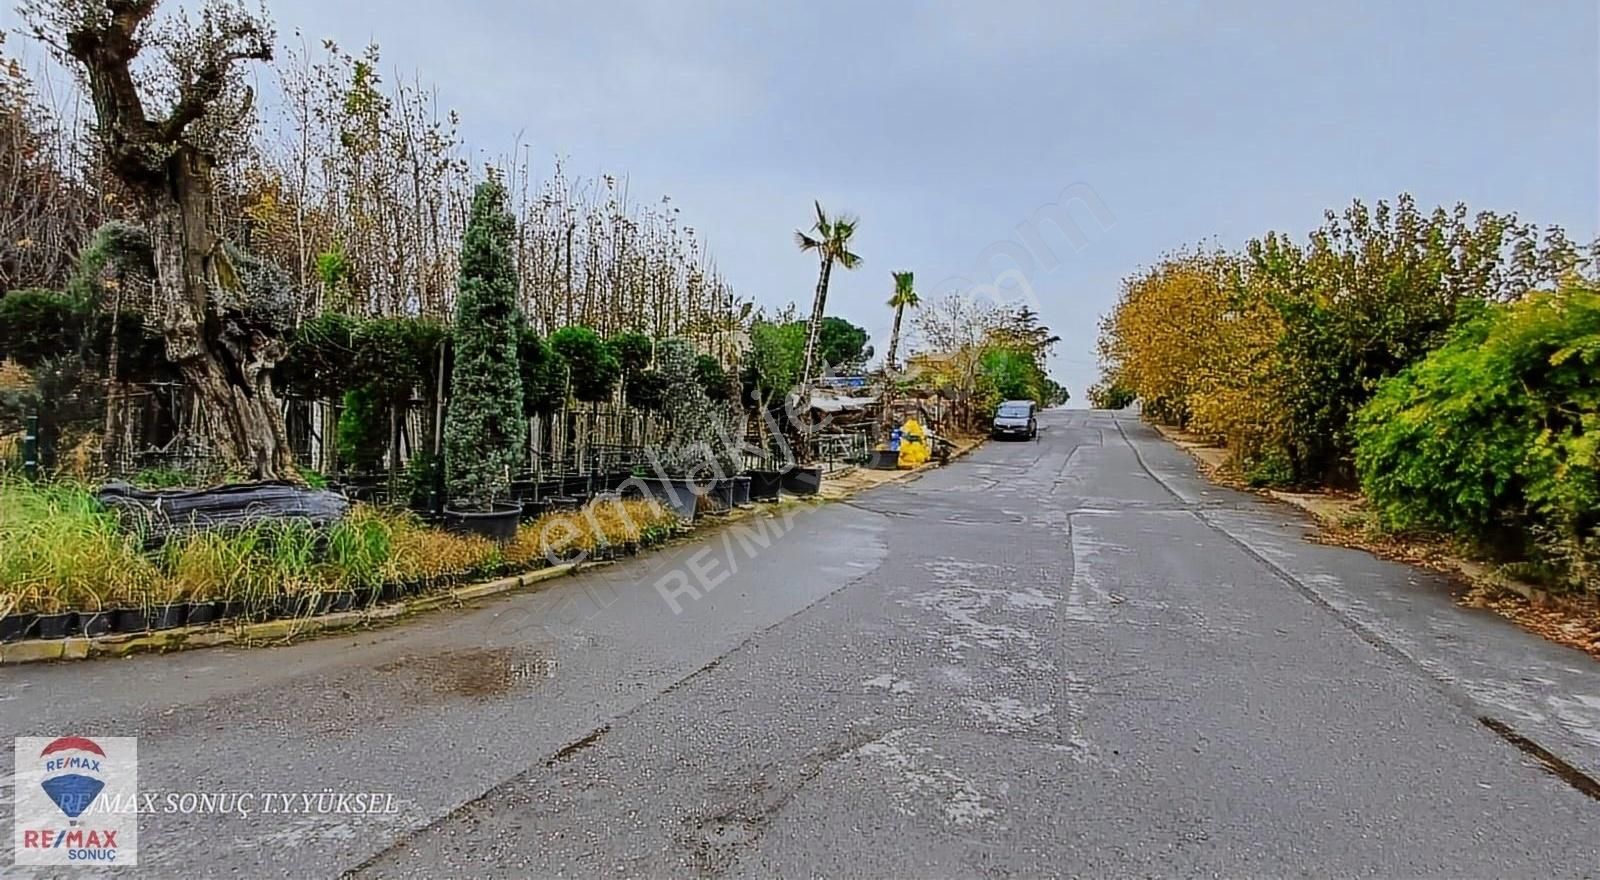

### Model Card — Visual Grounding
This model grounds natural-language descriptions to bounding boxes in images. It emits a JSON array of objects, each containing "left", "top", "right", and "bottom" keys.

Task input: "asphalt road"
[{"left": 5, "top": 409, "right": 1600, "bottom": 878}]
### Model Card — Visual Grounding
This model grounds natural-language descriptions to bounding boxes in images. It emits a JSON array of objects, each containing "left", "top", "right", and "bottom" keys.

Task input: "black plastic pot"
[
  {"left": 148, "top": 603, "right": 189, "bottom": 631},
  {"left": 605, "top": 470, "right": 632, "bottom": 492},
  {"left": 550, "top": 495, "right": 585, "bottom": 512},
  {"left": 561, "top": 475, "right": 592, "bottom": 498},
  {"left": 35, "top": 612, "right": 76, "bottom": 640},
  {"left": 0, "top": 613, "right": 38, "bottom": 643},
  {"left": 748, "top": 469, "right": 782, "bottom": 502},
  {"left": 732, "top": 475, "right": 752, "bottom": 506},
  {"left": 622, "top": 540, "right": 640, "bottom": 556},
  {"left": 781, "top": 465, "right": 823, "bottom": 495},
  {"left": 112, "top": 608, "right": 149, "bottom": 633},
  {"left": 867, "top": 448, "right": 900, "bottom": 470},
  {"left": 547, "top": 548, "right": 586, "bottom": 564},
  {"left": 80, "top": 611, "right": 113, "bottom": 637},
  {"left": 327, "top": 592, "right": 358, "bottom": 613},
  {"left": 444, "top": 501, "right": 524, "bottom": 543},
  {"left": 187, "top": 601, "right": 222, "bottom": 626},
  {"left": 639, "top": 476, "right": 704, "bottom": 521},
  {"left": 217, "top": 601, "right": 245, "bottom": 622},
  {"left": 279, "top": 594, "right": 318, "bottom": 618},
  {"left": 705, "top": 479, "right": 735, "bottom": 513},
  {"left": 519, "top": 498, "right": 552, "bottom": 521}
]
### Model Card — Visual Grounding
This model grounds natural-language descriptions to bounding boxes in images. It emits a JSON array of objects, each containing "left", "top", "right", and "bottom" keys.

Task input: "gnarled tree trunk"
[{"left": 148, "top": 147, "right": 293, "bottom": 479}]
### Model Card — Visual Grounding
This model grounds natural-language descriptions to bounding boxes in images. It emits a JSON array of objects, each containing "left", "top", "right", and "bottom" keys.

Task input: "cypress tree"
[{"left": 445, "top": 178, "right": 525, "bottom": 507}]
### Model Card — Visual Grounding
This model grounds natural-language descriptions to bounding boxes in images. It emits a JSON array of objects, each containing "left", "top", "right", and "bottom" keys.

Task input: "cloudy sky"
[{"left": 9, "top": 1, "right": 1596, "bottom": 398}]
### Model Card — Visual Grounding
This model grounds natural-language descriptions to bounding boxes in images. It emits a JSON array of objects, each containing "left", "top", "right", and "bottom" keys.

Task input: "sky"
[{"left": 6, "top": 0, "right": 1597, "bottom": 400}]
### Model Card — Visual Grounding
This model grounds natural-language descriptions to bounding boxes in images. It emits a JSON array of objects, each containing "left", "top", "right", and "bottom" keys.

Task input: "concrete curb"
[{"left": 0, "top": 563, "right": 579, "bottom": 667}]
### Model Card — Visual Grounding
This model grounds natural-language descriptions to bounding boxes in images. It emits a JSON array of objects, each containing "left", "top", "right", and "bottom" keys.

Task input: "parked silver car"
[{"left": 991, "top": 400, "right": 1037, "bottom": 440}]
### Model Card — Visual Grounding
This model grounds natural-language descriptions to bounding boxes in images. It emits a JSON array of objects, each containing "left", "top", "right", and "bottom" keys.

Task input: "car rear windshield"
[{"left": 997, "top": 405, "right": 1031, "bottom": 418}]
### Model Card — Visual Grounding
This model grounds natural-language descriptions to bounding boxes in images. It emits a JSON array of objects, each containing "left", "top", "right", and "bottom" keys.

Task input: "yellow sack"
[{"left": 898, "top": 418, "right": 929, "bottom": 468}]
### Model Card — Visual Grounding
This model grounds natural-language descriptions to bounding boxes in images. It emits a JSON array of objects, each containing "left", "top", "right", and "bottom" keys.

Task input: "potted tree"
[
  {"left": 551, "top": 325, "right": 620, "bottom": 501},
  {"left": 443, "top": 178, "right": 525, "bottom": 542},
  {"left": 517, "top": 327, "right": 567, "bottom": 517},
  {"left": 743, "top": 316, "right": 804, "bottom": 500},
  {"left": 641, "top": 339, "right": 738, "bottom": 520}
]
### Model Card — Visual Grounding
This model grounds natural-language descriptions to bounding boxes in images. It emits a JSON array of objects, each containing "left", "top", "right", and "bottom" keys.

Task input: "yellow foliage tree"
[{"left": 1098, "top": 248, "right": 1289, "bottom": 463}]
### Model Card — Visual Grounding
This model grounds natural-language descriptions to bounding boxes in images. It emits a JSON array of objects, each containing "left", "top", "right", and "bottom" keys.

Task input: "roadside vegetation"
[
  {"left": 1096, "top": 194, "right": 1599, "bottom": 595},
  {"left": 0, "top": 479, "right": 680, "bottom": 618}
]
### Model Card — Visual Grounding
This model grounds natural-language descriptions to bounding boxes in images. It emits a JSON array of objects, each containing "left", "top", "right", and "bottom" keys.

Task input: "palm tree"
[
  {"left": 884, "top": 270, "right": 919, "bottom": 372},
  {"left": 795, "top": 202, "right": 862, "bottom": 395}
]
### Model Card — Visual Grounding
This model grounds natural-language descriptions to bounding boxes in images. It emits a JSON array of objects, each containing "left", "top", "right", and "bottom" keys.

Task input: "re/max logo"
[
  {"left": 43, "top": 756, "right": 102, "bottom": 773},
  {"left": 20, "top": 829, "right": 120, "bottom": 849}
]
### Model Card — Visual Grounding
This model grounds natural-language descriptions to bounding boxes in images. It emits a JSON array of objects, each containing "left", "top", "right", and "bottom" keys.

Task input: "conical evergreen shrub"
[{"left": 445, "top": 178, "right": 525, "bottom": 507}]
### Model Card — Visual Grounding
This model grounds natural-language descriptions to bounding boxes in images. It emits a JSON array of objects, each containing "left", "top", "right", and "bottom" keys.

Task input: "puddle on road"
[{"left": 376, "top": 647, "right": 554, "bottom": 699}]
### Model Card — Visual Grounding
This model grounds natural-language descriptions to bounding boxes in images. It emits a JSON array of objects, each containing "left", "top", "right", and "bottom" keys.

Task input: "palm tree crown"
[
  {"left": 794, "top": 202, "right": 863, "bottom": 271},
  {"left": 889, "top": 271, "right": 919, "bottom": 309},
  {"left": 884, "top": 270, "right": 919, "bottom": 372}
]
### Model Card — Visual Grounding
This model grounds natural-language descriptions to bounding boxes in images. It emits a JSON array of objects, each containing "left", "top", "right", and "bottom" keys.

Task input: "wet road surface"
[{"left": 4, "top": 409, "right": 1600, "bottom": 877}]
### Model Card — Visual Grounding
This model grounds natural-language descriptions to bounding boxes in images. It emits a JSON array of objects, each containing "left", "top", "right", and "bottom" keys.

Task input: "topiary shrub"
[
  {"left": 693, "top": 354, "right": 732, "bottom": 402},
  {"left": 608, "top": 331, "right": 654, "bottom": 376},
  {"left": 353, "top": 317, "right": 438, "bottom": 405},
  {"left": 0, "top": 289, "right": 81, "bottom": 366},
  {"left": 550, "top": 326, "right": 620, "bottom": 403},
  {"left": 337, "top": 386, "right": 388, "bottom": 473},
  {"left": 1354, "top": 282, "right": 1600, "bottom": 589},
  {"left": 611, "top": 330, "right": 658, "bottom": 409},
  {"left": 625, "top": 368, "right": 669, "bottom": 412},
  {"left": 518, "top": 328, "right": 567, "bottom": 417},
  {"left": 278, "top": 312, "right": 359, "bottom": 400},
  {"left": 445, "top": 178, "right": 525, "bottom": 508}
]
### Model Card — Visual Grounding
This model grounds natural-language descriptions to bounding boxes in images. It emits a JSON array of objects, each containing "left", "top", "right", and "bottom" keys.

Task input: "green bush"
[
  {"left": 354, "top": 316, "right": 444, "bottom": 404},
  {"left": 1087, "top": 380, "right": 1136, "bottom": 410},
  {"left": 979, "top": 346, "right": 1043, "bottom": 404},
  {"left": 694, "top": 354, "right": 732, "bottom": 401},
  {"left": 337, "top": 386, "right": 388, "bottom": 473},
  {"left": 517, "top": 328, "right": 567, "bottom": 416},
  {"left": 608, "top": 331, "right": 654, "bottom": 375},
  {"left": 0, "top": 289, "right": 81, "bottom": 366},
  {"left": 550, "top": 326, "right": 620, "bottom": 402},
  {"left": 279, "top": 313, "right": 359, "bottom": 399},
  {"left": 625, "top": 368, "right": 669, "bottom": 412},
  {"left": 1354, "top": 282, "right": 1600, "bottom": 589},
  {"left": 1242, "top": 449, "right": 1295, "bottom": 488}
]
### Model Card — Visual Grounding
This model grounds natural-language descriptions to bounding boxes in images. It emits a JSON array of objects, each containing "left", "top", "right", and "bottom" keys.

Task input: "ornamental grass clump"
[{"left": 0, "top": 479, "right": 153, "bottom": 613}]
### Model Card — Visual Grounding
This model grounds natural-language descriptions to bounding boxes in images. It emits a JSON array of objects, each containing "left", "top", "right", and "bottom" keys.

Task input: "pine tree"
[{"left": 445, "top": 178, "right": 525, "bottom": 507}]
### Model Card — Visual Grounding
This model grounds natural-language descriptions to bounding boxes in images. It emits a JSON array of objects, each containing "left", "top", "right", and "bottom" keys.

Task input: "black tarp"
[{"left": 98, "top": 481, "right": 350, "bottom": 544}]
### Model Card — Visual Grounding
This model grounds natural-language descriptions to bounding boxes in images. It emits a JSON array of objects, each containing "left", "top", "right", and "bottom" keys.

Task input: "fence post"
[{"left": 23, "top": 413, "right": 39, "bottom": 481}]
